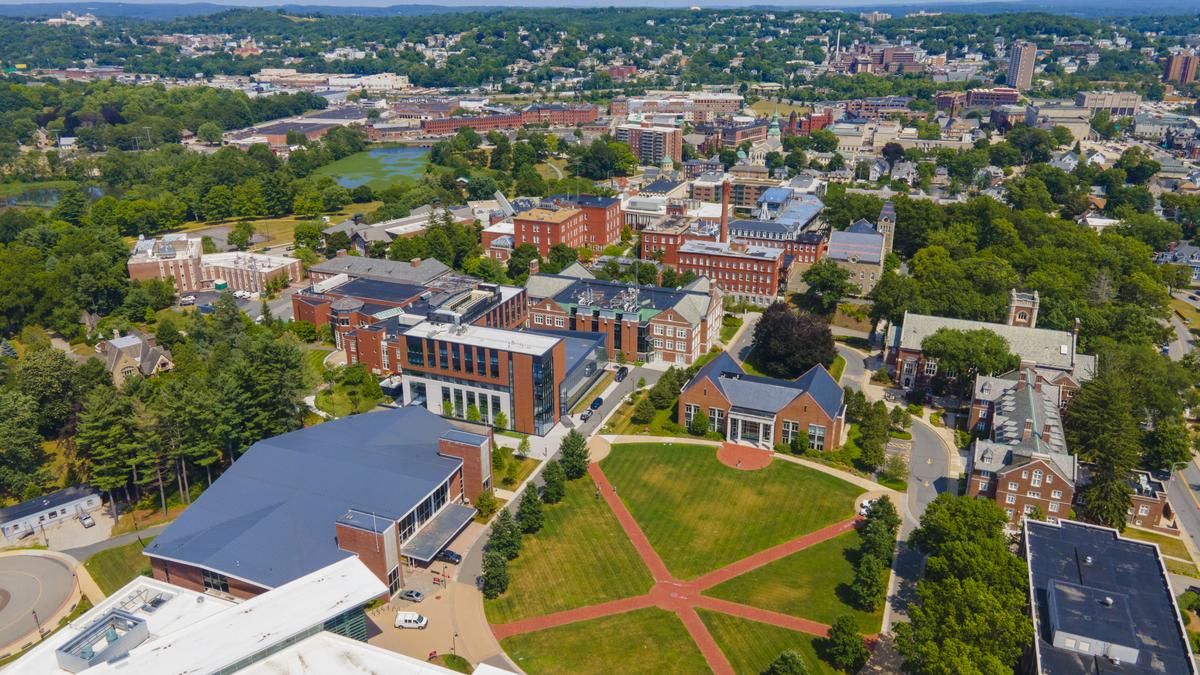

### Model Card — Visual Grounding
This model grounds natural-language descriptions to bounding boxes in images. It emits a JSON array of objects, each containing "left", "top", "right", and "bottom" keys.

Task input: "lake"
[
  {"left": 314, "top": 145, "right": 430, "bottom": 190},
  {"left": 3, "top": 184, "right": 113, "bottom": 208}
]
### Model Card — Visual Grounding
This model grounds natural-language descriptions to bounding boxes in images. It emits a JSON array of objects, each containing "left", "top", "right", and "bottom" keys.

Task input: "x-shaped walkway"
[{"left": 490, "top": 463, "right": 861, "bottom": 674}]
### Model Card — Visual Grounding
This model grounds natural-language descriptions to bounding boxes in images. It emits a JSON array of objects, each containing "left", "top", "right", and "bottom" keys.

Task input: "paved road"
[
  {"left": 727, "top": 313, "right": 760, "bottom": 363},
  {"left": 62, "top": 524, "right": 169, "bottom": 562},
  {"left": 0, "top": 554, "right": 75, "bottom": 649},
  {"left": 1167, "top": 463, "right": 1200, "bottom": 560}
]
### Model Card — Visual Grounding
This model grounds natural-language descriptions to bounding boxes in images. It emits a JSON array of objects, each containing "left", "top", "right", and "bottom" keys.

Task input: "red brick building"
[
  {"left": 543, "top": 194, "right": 623, "bottom": 249},
  {"left": 420, "top": 104, "right": 599, "bottom": 135},
  {"left": 966, "top": 87, "right": 1021, "bottom": 108},
  {"left": 676, "top": 239, "right": 785, "bottom": 306},
  {"left": 513, "top": 206, "right": 588, "bottom": 257},
  {"left": 677, "top": 352, "right": 845, "bottom": 450},
  {"left": 615, "top": 124, "right": 684, "bottom": 165}
]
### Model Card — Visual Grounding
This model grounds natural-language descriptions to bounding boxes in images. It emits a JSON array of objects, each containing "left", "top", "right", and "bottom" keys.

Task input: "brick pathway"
[
  {"left": 716, "top": 442, "right": 773, "bottom": 470},
  {"left": 489, "top": 462, "right": 863, "bottom": 674}
]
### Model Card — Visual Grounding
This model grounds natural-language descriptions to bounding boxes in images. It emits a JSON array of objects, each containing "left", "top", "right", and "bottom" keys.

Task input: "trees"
[
  {"left": 823, "top": 616, "right": 869, "bottom": 672},
  {"left": 632, "top": 396, "right": 656, "bottom": 424},
  {"left": 541, "top": 460, "right": 566, "bottom": 504},
  {"left": 761, "top": 650, "right": 810, "bottom": 675},
  {"left": 857, "top": 401, "right": 891, "bottom": 470},
  {"left": 849, "top": 553, "right": 886, "bottom": 610},
  {"left": 800, "top": 259, "right": 856, "bottom": 314},
  {"left": 493, "top": 411, "right": 509, "bottom": 431},
  {"left": 507, "top": 243, "right": 541, "bottom": 282},
  {"left": 490, "top": 509, "right": 523, "bottom": 560},
  {"left": 559, "top": 429, "right": 590, "bottom": 480},
  {"left": 517, "top": 487, "right": 544, "bottom": 534},
  {"left": 227, "top": 221, "right": 256, "bottom": 251},
  {"left": 648, "top": 367, "right": 682, "bottom": 409},
  {"left": 481, "top": 550, "right": 509, "bottom": 599},
  {"left": 919, "top": 328, "right": 1019, "bottom": 398},
  {"left": 688, "top": 409, "right": 709, "bottom": 436},
  {"left": 749, "top": 303, "right": 836, "bottom": 379},
  {"left": 0, "top": 390, "right": 43, "bottom": 498},
  {"left": 197, "top": 121, "right": 223, "bottom": 145}
]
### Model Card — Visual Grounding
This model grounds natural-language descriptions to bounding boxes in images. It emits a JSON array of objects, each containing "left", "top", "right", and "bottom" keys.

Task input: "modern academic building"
[
  {"left": 677, "top": 352, "right": 845, "bottom": 450},
  {"left": 146, "top": 407, "right": 491, "bottom": 600}
]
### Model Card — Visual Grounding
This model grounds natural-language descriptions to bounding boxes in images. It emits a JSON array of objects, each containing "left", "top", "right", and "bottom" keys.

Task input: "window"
[
  {"left": 977, "top": 479, "right": 990, "bottom": 492},
  {"left": 1031, "top": 469, "right": 1043, "bottom": 487},
  {"left": 684, "top": 404, "right": 698, "bottom": 429},
  {"left": 807, "top": 424, "right": 826, "bottom": 451},
  {"left": 677, "top": 329, "right": 687, "bottom": 340},
  {"left": 1006, "top": 508, "right": 1014, "bottom": 519},
  {"left": 1138, "top": 505, "right": 1150, "bottom": 516},
  {"left": 554, "top": 317, "right": 565, "bottom": 328},
  {"left": 388, "top": 567, "right": 401, "bottom": 595},
  {"left": 1005, "top": 494, "right": 1016, "bottom": 504},
  {"left": 923, "top": 359, "right": 938, "bottom": 376},
  {"left": 1024, "top": 504, "right": 1036, "bottom": 515},
  {"left": 1008, "top": 481, "right": 1018, "bottom": 491},
  {"left": 1021, "top": 471, "right": 1029, "bottom": 479},
  {"left": 1048, "top": 502, "right": 1059, "bottom": 513},
  {"left": 534, "top": 315, "right": 544, "bottom": 325},
  {"left": 666, "top": 326, "right": 675, "bottom": 337},
  {"left": 1051, "top": 489, "right": 1062, "bottom": 500},
  {"left": 666, "top": 340, "right": 674, "bottom": 350},
  {"left": 709, "top": 408, "right": 724, "bottom": 433},
  {"left": 782, "top": 421, "right": 800, "bottom": 445},
  {"left": 1026, "top": 491, "right": 1040, "bottom": 499},
  {"left": 202, "top": 569, "right": 229, "bottom": 593},
  {"left": 654, "top": 338, "right": 663, "bottom": 348},
  {"left": 654, "top": 325, "right": 664, "bottom": 335},
  {"left": 1046, "top": 474, "right": 1053, "bottom": 484}
]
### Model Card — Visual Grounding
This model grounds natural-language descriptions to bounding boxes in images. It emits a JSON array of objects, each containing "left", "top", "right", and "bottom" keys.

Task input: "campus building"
[
  {"left": 526, "top": 269, "right": 723, "bottom": 365},
  {"left": 146, "top": 407, "right": 492, "bottom": 599},
  {"left": 676, "top": 239, "right": 784, "bottom": 306},
  {"left": 1008, "top": 40, "right": 1037, "bottom": 91},
  {"left": 127, "top": 234, "right": 303, "bottom": 294},
  {"left": 513, "top": 205, "right": 588, "bottom": 257},
  {"left": 419, "top": 103, "right": 599, "bottom": 134},
  {"left": 727, "top": 190, "right": 828, "bottom": 266},
  {"left": 677, "top": 352, "right": 845, "bottom": 450},
  {"left": 887, "top": 291, "right": 1094, "bottom": 395},
  {"left": 615, "top": 123, "right": 684, "bottom": 165},
  {"left": 0, "top": 486, "right": 101, "bottom": 543},
  {"left": 542, "top": 194, "right": 623, "bottom": 249},
  {"left": 825, "top": 204, "right": 893, "bottom": 295},
  {"left": 1023, "top": 519, "right": 1197, "bottom": 675}
]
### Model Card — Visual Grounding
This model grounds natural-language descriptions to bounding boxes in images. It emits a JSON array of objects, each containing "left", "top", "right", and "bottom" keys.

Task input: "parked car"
[
  {"left": 590, "top": 397, "right": 604, "bottom": 410},
  {"left": 234, "top": 290, "right": 251, "bottom": 300},
  {"left": 435, "top": 549, "right": 462, "bottom": 564},
  {"left": 398, "top": 589, "right": 424, "bottom": 603},
  {"left": 615, "top": 366, "right": 630, "bottom": 382},
  {"left": 394, "top": 612, "right": 428, "bottom": 629},
  {"left": 580, "top": 409, "right": 594, "bottom": 422},
  {"left": 858, "top": 499, "right": 876, "bottom": 517},
  {"left": 79, "top": 513, "right": 95, "bottom": 528},
  {"left": 179, "top": 295, "right": 196, "bottom": 306},
  {"left": 198, "top": 303, "right": 215, "bottom": 315}
]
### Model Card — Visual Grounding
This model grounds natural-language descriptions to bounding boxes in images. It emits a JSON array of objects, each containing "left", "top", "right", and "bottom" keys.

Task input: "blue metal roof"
[
  {"left": 688, "top": 353, "right": 843, "bottom": 419},
  {"left": 758, "top": 187, "right": 793, "bottom": 205},
  {"left": 146, "top": 407, "right": 464, "bottom": 589}
]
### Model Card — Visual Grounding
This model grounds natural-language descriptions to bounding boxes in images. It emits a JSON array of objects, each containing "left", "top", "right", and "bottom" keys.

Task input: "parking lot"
[{"left": 1, "top": 508, "right": 114, "bottom": 553}]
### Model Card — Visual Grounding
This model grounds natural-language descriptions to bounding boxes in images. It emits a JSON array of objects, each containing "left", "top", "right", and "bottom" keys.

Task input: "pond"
[
  {"left": 313, "top": 145, "right": 430, "bottom": 190},
  {"left": 4, "top": 184, "right": 113, "bottom": 208}
]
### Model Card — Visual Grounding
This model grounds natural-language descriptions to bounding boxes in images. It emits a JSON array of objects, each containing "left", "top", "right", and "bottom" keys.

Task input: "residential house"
[{"left": 97, "top": 330, "right": 174, "bottom": 387}]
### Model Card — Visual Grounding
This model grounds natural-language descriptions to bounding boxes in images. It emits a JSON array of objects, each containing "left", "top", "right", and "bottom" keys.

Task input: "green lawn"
[
  {"left": 830, "top": 354, "right": 846, "bottom": 382},
  {"left": 698, "top": 609, "right": 841, "bottom": 675},
  {"left": 303, "top": 348, "right": 333, "bottom": 388},
  {"left": 85, "top": 538, "right": 155, "bottom": 595},
  {"left": 495, "top": 451, "right": 540, "bottom": 489},
  {"left": 705, "top": 530, "right": 884, "bottom": 634},
  {"left": 310, "top": 145, "right": 429, "bottom": 190},
  {"left": 571, "top": 371, "right": 616, "bottom": 415},
  {"left": 484, "top": 477, "right": 655, "bottom": 624},
  {"left": 601, "top": 443, "right": 863, "bottom": 579},
  {"left": 0, "top": 179, "right": 77, "bottom": 200},
  {"left": 315, "top": 383, "right": 385, "bottom": 417},
  {"left": 501, "top": 608, "right": 709, "bottom": 675},
  {"left": 1122, "top": 528, "right": 1193, "bottom": 561},
  {"left": 720, "top": 316, "right": 744, "bottom": 344}
]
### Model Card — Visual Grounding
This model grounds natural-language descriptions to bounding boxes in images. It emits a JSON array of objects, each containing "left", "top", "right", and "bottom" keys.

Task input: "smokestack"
[
  {"left": 529, "top": 259, "right": 539, "bottom": 276},
  {"left": 720, "top": 179, "right": 731, "bottom": 243}
]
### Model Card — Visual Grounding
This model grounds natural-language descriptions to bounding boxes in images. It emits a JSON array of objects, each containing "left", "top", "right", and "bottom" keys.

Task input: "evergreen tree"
[
  {"left": 559, "top": 430, "right": 590, "bottom": 479},
  {"left": 517, "top": 487, "right": 544, "bottom": 534},
  {"left": 541, "top": 461, "right": 566, "bottom": 504},
  {"left": 76, "top": 387, "right": 136, "bottom": 510},
  {"left": 632, "top": 396, "right": 656, "bottom": 424},
  {"left": 0, "top": 390, "right": 43, "bottom": 497},
  {"left": 688, "top": 409, "right": 709, "bottom": 436},
  {"left": 490, "top": 509, "right": 523, "bottom": 560},
  {"left": 850, "top": 553, "right": 886, "bottom": 610},
  {"left": 481, "top": 550, "right": 509, "bottom": 599}
]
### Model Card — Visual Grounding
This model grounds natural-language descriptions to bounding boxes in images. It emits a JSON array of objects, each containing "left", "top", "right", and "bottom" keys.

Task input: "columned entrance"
[{"left": 728, "top": 412, "right": 775, "bottom": 449}]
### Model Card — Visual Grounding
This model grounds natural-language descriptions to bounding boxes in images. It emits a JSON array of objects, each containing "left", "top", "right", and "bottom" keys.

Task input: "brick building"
[
  {"left": 127, "top": 234, "right": 302, "bottom": 294},
  {"left": 966, "top": 87, "right": 1021, "bottom": 108},
  {"left": 145, "top": 407, "right": 491, "bottom": 599},
  {"left": 615, "top": 124, "right": 684, "bottom": 165},
  {"left": 1163, "top": 50, "right": 1199, "bottom": 85},
  {"left": 543, "top": 194, "right": 623, "bottom": 249},
  {"left": 676, "top": 239, "right": 784, "bottom": 306},
  {"left": 419, "top": 104, "right": 599, "bottom": 135},
  {"left": 678, "top": 352, "right": 845, "bottom": 450},
  {"left": 513, "top": 205, "right": 588, "bottom": 256},
  {"left": 526, "top": 270, "right": 723, "bottom": 366},
  {"left": 966, "top": 368, "right": 1077, "bottom": 527}
]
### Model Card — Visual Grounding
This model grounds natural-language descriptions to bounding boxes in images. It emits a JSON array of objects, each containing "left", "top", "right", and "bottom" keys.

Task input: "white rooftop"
[
  {"left": 203, "top": 251, "right": 300, "bottom": 272},
  {"left": 9, "top": 557, "right": 385, "bottom": 675},
  {"left": 241, "top": 631, "right": 462, "bottom": 674},
  {"left": 405, "top": 321, "right": 561, "bottom": 356}
]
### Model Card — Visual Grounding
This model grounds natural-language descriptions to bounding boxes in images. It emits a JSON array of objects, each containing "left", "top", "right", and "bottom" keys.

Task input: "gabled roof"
[
  {"left": 146, "top": 407, "right": 465, "bottom": 589},
  {"left": 896, "top": 312, "right": 1082, "bottom": 372},
  {"left": 687, "top": 353, "right": 843, "bottom": 418}
]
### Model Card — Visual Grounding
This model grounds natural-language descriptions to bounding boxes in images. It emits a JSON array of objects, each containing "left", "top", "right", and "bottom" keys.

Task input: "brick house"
[
  {"left": 966, "top": 369, "right": 1078, "bottom": 527},
  {"left": 677, "top": 352, "right": 845, "bottom": 450},
  {"left": 513, "top": 206, "right": 588, "bottom": 257},
  {"left": 145, "top": 407, "right": 491, "bottom": 599}
]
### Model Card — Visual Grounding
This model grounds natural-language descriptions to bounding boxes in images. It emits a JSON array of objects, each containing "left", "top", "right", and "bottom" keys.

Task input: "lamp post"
[
  {"left": 32, "top": 609, "right": 43, "bottom": 638},
  {"left": 452, "top": 631, "right": 458, "bottom": 655}
]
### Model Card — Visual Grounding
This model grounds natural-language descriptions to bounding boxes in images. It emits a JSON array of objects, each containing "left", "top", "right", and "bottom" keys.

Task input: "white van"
[{"left": 394, "top": 612, "right": 428, "bottom": 630}]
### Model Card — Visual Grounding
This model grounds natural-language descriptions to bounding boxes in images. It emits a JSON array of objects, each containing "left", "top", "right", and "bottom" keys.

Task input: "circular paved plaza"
[{"left": 0, "top": 554, "right": 75, "bottom": 651}]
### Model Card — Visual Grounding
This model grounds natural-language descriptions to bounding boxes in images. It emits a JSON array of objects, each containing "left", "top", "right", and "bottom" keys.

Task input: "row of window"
[
  {"left": 533, "top": 314, "right": 567, "bottom": 328},
  {"left": 653, "top": 338, "right": 687, "bottom": 352},
  {"left": 678, "top": 256, "right": 771, "bottom": 272},
  {"left": 651, "top": 325, "right": 688, "bottom": 339},
  {"left": 683, "top": 404, "right": 826, "bottom": 449}
]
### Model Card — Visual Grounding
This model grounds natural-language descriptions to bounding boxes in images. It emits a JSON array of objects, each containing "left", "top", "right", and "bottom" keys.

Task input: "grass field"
[
  {"left": 85, "top": 538, "right": 155, "bottom": 595},
  {"left": 0, "top": 179, "right": 77, "bottom": 200},
  {"left": 698, "top": 609, "right": 841, "bottom": 675},
  {"left": 315, "top": 384, "right": 386, "bottom": 417},
  {"left": 484, "top": 476, "right": 655, "bottom": 624},
  {"left": 830, "top": 355, "right": 846, "bottom": 382},
  {"left": 303, "top": 348, "right": 333, "bottom": 388},
  {"left": 500, "top": 608, "right": 709, "bottom": 675},
  {"left": 311, "top": 145, "right": 429, "bottom": 190},
  {"left": 571, "top": 371, "right": 616, "bottom": 415},
  {"left": 1121, "top": 528, "right": 1193, "bottom": 560},
  {"left": 749, "top": 99, "right": 811, "bottom": 117},
  {"left": 1172, "top": 298, "right": 1200, "bottom": 327},
  {"left": 704, "top": 530, "right": 884, "bottom": 634},
  {"left": 603, "top": 392, "right": 697, "bottom": 439},
  {"left": 601, "top": 443, "right": 863, "bottom": 579},
  {"left": 720, "top": 315, "right": 744, "bottom": 344}
]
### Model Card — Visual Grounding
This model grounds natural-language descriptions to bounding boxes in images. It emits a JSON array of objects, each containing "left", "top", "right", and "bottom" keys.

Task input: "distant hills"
[{"left": 0, "top": 0, "right": 1197, "bottom": 19}]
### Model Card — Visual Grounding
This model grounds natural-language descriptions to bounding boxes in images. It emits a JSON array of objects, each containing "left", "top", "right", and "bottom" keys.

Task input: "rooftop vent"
[
  {"left": 1084, "top": 556, "right": 1094, "bottom": 566},
  {"left": 1103, "top": 596, "right": 1114, "bottom": 607}
]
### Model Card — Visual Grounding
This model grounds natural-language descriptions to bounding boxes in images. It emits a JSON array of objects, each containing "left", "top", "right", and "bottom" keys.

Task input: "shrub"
[
  {"left": 541, "top": 461, "right": 566, "bottom": 504},
  {"left": 475, "top": 489, "right": 500, "bottom": 521},
  {"left": 632, "top": 396, "right": 656, "bottom": 424},
  {"left": 494, "top": 411, "right": 508, "bottom": 430},
  {"left": 823, "top": 615, "right": 869, "bottom": 671},
  {"left": 688, "top": 409, "right": 709, "bottom": 436},
  {"left": 517, "top": 488, "right": 543, "bottom": 534},
  {"left": 481, "top": 551, "right": 509, "bottom": 599}
]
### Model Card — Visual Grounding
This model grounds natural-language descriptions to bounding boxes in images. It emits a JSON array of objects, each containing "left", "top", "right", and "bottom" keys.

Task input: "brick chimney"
[
  {"left": 529, "top": 259, "right": 539, "bottom": 276},
  {"left": 720, "top": 179, "right": 731, "bottom": 243},
  {"left": 335, "top": 249, "right": 348, "bottom": 258},
  {"left": 1022, "top": 418, "right": 1034, "bottom": 441},
  {"left": 1042, "top": 422, "right": 1053, "bottom": 443},
  {"left": 410, "top": 257, "right": 421, "bottom": 268}
]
